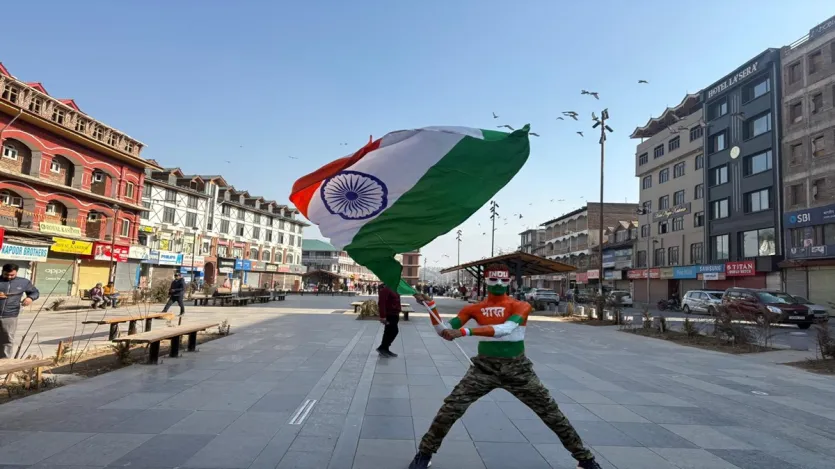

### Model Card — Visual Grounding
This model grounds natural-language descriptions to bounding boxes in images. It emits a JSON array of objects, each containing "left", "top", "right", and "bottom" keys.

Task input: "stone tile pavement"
[{"left": 1, "top": 308, "right": 835, "bottom": 468}]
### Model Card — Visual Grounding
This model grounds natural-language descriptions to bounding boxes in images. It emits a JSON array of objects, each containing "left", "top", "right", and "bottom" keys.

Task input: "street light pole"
[
  {"left": 592, "top": 109, "right": 613, "bottom": 297},
  {"left": 489, "top": 200, "right": 499, "bottom": 257},
  {"left": 456, "top": 229, "right": 462, "bottom": 285},
  {"left": 108, "top": 203, "right": 120, "bottom": 283}
]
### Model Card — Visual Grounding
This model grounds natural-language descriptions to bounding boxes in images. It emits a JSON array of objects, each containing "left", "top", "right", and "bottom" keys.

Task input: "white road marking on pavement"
[{"left": 289, "top": 399, "right": 317, "bottom": 425}]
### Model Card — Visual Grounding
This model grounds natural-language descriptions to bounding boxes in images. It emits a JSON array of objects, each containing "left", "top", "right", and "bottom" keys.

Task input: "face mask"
[{"left": 485, "top": 272, "right": 510, "bottom": 295}]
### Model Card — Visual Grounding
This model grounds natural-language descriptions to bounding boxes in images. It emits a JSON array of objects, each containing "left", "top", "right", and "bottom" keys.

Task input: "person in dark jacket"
[
  {"left": 162, "top": 272, "right": 186, "bottom": 315},
  {"left": 376, "top": 284, "right": 402, "bottom": 357},
  {"left": 0, "top": 263, "right": 40, "bottom": 359}
]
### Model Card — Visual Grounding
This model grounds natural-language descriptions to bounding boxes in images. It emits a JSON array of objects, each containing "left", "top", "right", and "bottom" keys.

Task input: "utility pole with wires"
[
  {"left": 489, "top": 200, "right": 499, "bottom": 257},
  {"left": 456, "top": 229, "right": 462, "bottom": 285},
  {"left": 592, "top": 109, "right": 613, "bottom": 298}
]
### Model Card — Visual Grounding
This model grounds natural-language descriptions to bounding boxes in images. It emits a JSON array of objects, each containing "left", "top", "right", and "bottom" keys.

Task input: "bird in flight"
[
  {"left": 638, "top": 80, "right": 649, "bottom": 84},
  {"left": 557, "top": 199, "right": 565, "bottom": 202},
  {"left": 589, "top": 92, "right": 600, "bottom": 100},
  {"left": 492, "top": 112, "right": 499, "bottom": 119},
  {"left": 288, "top": 156, "right": 298, "bottom": 159},
  {"left": 580, "top": 90, "right": 591, "bottom": 95},
  {"left": 576, "top": 131, "right": 584, "bottom": 137},
  {"left": 442, "top": 254, "right": 450, "bottom": 258},
  {"left": 518, "top": 214, "right": 523, "bottom": 219},
  {"left": 556, "top": 116, "right": 565, "bottom": 121},
  {"left": 530, "top": 132, "right": 540, "bottom": 137},
  {"left": 592, "top": 111, "right": 599, "bottom": 122},
  {"left": 498, "top": 124, "right": 515, "bottom": 131},
  {"left": 225, "top": 160, "right": 232, "bottom": 164},
  {"left": 667, "top": 126, "right": 679, "bottom": 135},
  {"left": 339, "top": 142, "right": 348, "bottom": 146}
]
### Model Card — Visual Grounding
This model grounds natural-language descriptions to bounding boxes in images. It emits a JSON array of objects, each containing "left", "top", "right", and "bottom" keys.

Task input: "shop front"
[
  {"left": 217, "top": 257, "right": 235, "bottom": 284},
  {"left": 703, "top": 261, "right": 765, "bottom": 291},
  {"left": 262, "top": 263, "right": 279, "bottom": 289},
  {"left": 79, "top": 243, "right": 128, "bottom": 290},
  {"left": 147, "top": 250, "right": 183, "bottom": 287},
  {"left": 181, "top": 254, "right": 205, "bottom": 286},
  {"left": 627, "top": 268, "right": 665, "bottom": 304},
  {"left": 235, "top": 259, "right": 255, "bottom": 286},
  {"left": 125, "top": 245, "right": 151, "bottom": 290},
  {"left": 782, "top": 203, "right": 835, "bottom": 306},
  {"left": 0, "top": 237, "right": 49, "bottom": 279},
  {"left": 43, "top": 237, "right": 94, "bottom": 296}
]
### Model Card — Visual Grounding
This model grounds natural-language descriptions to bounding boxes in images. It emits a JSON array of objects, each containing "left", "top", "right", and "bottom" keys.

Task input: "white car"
[
  {"left": 526, "top": 288, "right": 560, "bottom": 304},
  {"left": 608, "top": 290, "right": 633, "bottom": 308},
  {"left": 681, "top": 290, "right": 724, "bottom": 315}
]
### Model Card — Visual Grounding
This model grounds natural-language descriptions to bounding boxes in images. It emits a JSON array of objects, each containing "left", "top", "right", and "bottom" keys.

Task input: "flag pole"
[{"left": 417, "top": 300, "right": 473, "bottom": 366}]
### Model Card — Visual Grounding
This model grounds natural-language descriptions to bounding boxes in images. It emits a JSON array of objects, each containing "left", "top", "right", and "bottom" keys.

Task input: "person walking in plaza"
[
  {"left": 408, "top": 264, "right": 601, "bottom": 469},
  {"left": 376, "top": 283, "right": 401, "bottom": 358},
  {"left": 161, "top": 272, "right": 186, "bottom": 316},
  {"left": 0, "top": 263, "right": 40, "bottom": 359}
]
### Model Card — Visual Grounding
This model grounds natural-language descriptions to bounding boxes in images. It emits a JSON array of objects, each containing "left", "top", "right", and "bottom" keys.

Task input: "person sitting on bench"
[
  {"left": 90, "top": 283, "right": 106, "bottom": 309},
  {"left": 103, "top": 282, "right": 120, "bottom": 307}
]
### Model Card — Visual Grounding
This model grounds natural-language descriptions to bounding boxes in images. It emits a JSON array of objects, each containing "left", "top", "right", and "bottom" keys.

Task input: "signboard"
[
  {"left": 576, "top": 272, "right": 588, "bottom": 284},
  {"left": 278, "top": 265, "right": 290, "bottom": 273},
  {"left": 217, "top": 239, "right": 229, "bottom": 246},
  {"left": 39, "top": 222, "right": 82, "bottom": 236},
  {"left": 183, "top": 254, "right": 205, "bottom": 269},
  {"left": 602, "top": 252, "right": 615, "bottom": 268},
  {"left": 587, "top": 269, "right": 599, "bottom": 280},
  {"left": 50, "top": 237, "right": 92, "bottom": 255},
  {"left": 138, "top": 225, "right": 154, "bottom": 233},
  {"left": 0, "top": 243, "right": 48, "bottom": 262},
  {"left": 627, "top": 268, "right": 660, "bottom": 279},
  {"left": 699, "top": 272, "right": 725, "bottom": 281},
  {"left": 154, "top": 250, "right": 183, "bottom": 266},
  {"left": 783, "top": 203, "right": 835, "bottom": 228},
  {"left": 787, "top": 245, "right": 832, "bottom": 259},
  {"left": 218, "top": 257, "right": 235, "bottom": 273},
  {"left": 660, "top": 267, "right": 675, "bottom": 279},
  {"left": 604, "top": 270, "right": 622, "bottom": 280},
  {"left": 653, "top": 203, "right": 691, "bottom": 222},
  {"left": 128, "top": 245, "right": 150, "bottom": 260},
  {"left": 809, "top": 15, "right": 835, "bottom": 40},
  {"left": 235, "top": 259, "right": 252, "bottom": 271},
  {"left": 671, "top": 266, "right": 697, "bottom": 279},
  {"left": 251, "top": 261, "right": 267, "bottom": 271},
  {"left": 725, "top": 260, "right": 755, "bottom": 277},
  {"left": 698, "top": 264, "right": 725, "bottom": 274},
  {"left": 266, "top": 263, "right": 278, "bottom": 272},
  {"left": 92, "top": 243, "right": 129, "bottom": 262},
  {"left": 706, "top": 58, "right": 763, "bottom": 100},
  {"left": 233, "top": 242, "right": 246, "bottom": 248}
]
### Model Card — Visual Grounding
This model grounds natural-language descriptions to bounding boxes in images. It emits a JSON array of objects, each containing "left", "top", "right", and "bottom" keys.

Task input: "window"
[
  {"left": 694, "top": 211, "right": 704, "bottom": 227},
  {"left": 125, "top": 182, "right": 135, "bottom": 199},
  {"left": 695, "top": 154, "right": 704, "bottom": 170},
  {"left": 289, "top": 234, "right": 296, "bottom": 246},
  {"left": 638, "top": 153, "right": 648, "bottom": 165},
  {"left": 163, "top": 207, "right": 175, "bottom": 224},
  {"left": 790, "top": 183, "right": 805, "bottom": 207},
  {"left": 262, "top": 251, "right": 271, "bottom": 262},
  {"left": 809, "top": 50, "right": 823, "bottom": 74},
  {"left": 658, "top": 220, "right": 669, "bottom": 234},
  {"left": 709, "top": 131, "right": 727, "bottom": 153},
  {"left": 744, "top": 112, "right": 771, "bottom": 139},
  {"left": 93, "top": 127, "right": 104, "bottom": 141},
  {"left": 253, "top": 226, "right": 260, "bottom": 239},
  {"left": 2, "top": 145, "right": 18, "bottom": 160},
  {"left": 28, "top": 98, "right": 42, "bottom": 113},
  {"left": 278, "top": 233, "right": 285, "bottom": 244},
  {"left": 710, "top": 198, "right": 729, "bottom": 220},
  {"left": 789, "top": 223, "right": 835, "bottom": 248},
  {"left": 654, "top": 248, "right": 666, "bottom": 266},
  {"left": 49, "top": 160, "right": 62, "bottom": 173},
  {"left": 120, "top": 219, "right": 130, "bottom": 237},
  {"left": 75, "top": 119, "right": 86, "bottom": 133},
  {"left": 811, "top": 93, "right": 823, "bottom": 114},
  {"left": 668, "top": 246, "right": 680, "bottom": 265},
  {"left": 690, "top": 125, "right": 703, "bottom": 142},
  {"left": 253, "top": 214, "right": 260, "bottom": 224},
  {"left": 642, "top": 175, "right": 652, "bottom": 189},
  {"left": 220, "top": 219, "right": 229, "bottom": 233},
  {"left": 712, "top": 234, "right": 730, "bottom": 261},
  {"left": 250, "top": 248, "right": 258, "bottom": 259},
  {"left": 745, "top": 188, "right": 771, "bottom": 213},
  {"left": 287, "top": 254, "right": 294, "bottom": 264},
  {"left": 744, "top": 150, "right": 772, "bottom": 175},
  {"left": 641, "top": 224, "right": 650, "bottom": 237},
  {"left": 742, "top": 228, "right": 776, "bottom": 257},
  {"left": 51, "top": 108, "right": 65, "bottom": 125},
  {"left": 673, "top": 162, "right": 685, "bottom": 178},
  {"left": 0, "top": 192, "right": 23, "bottom": 207},
  {"left": 659, "top": 168, "right": 670, "bottom": 183},
  {"left": 789, "top": 62, "right": 802, "bottom": 83},
  {"left": 237, "top": 209, "right": 245, "bottom": 220},
  {"left": 642, "top": 200, "right": 652, "bottom": 213},
  {"left": 672, "top": 217, "right": 684, "bottom": 232},
  {"left": 236, "top": 223, "right": 245, "bottom": 236},
  {"left": 1, "top": 85, "right": 18, "bottom": 103},
  {"left": 790, "top": 143, "right": 803, "bottom": 164},
  {"left": 107, "top": 133, "right": 119, "bottom": 146},
  {"left": 690, "top": 243, "right": 703, "bottom": 264},
  {"left": 221, "top": 205, "right": 231, "bottom": 216},
  {"left": 710, "top": 165, "right": 728, "bottom": 186},
  {"left": 812, "top": 135, "right": 825, "bottom": 157},
  {"left": 187, "top": 195, "right": 197, "bottom": 209},
  {"left": 140, "top": 201, "right": 150, "bottom": 220},
  {"left": 743, "top": 76, "right": 770, "bottom": 102},
  {"left": 709, "top": 100, "right": 728, "bottom": 119},
  {"left": 813, "top": 178, "right": 826, "bottom": 200},
  {"left": 659, "top": 195, "right": 669, "bottom": 209},
  {"left": 790, "top": 102, "right": 803, "bottom": 123},
  {"left": 637, "top": 251, "right": 647, "bottom": 268},
  {"left": 186, "top": 212, "right": 197, "bottom": 228},
  {"left": 92, "top": 171, "right": 104, "bottom": 183},
  {"left": 164, "top": 189, "right": 175, "bottom": 202},
  {"left": 695, "top": 184, "right": 704, "bottom": 199},
  {"left": 45, "top": 202, "right": 59, "bottom": 215},
  {"left": 143, "top": 184, "right": 152, "bottom": 198},
  {"left": 654, "top": 144, "right": 664, "bottom": 159},
  {"left": 217, "top": 246, "right": 228, "bottom": 257},
  {"left": 668, "top": 137, "right": 680, "bottom": 152},
  {"left": 673, "top": 190, "right": 685, "bottom": 205},
  {"left": 266, "top": 230, "right": 273, "bottom": 242}
]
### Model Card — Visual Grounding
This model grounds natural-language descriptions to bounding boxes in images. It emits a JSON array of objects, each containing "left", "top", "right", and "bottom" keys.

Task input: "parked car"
[
  {"left": 608, "top": 290, "right": 633, "bottom": 308},
  {"left": 681, "top": 290, "right": 724, "bottom": 316},
  {"left": 526, "top": 288, "right": 560, "bottom": 304},
  {"left": 789, "top": 296, "right": 830, "bottom": 323},
  {"left": 721, "top": 287, "right": 815, "bottom": 329}
]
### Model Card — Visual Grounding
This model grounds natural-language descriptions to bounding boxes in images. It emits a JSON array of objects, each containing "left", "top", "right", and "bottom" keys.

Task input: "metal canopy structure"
[{"left": 440, "top": 251, "right": 576, "bottom": 296}]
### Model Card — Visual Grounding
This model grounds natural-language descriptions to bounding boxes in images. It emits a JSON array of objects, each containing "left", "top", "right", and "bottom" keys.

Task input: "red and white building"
[{"left": 0, "top": 62, "right": 160, "bottom": 295}]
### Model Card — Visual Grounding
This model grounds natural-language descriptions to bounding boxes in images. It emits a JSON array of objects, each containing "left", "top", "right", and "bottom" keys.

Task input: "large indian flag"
[{"left": 290, "top": 125, "right": 530, "bottom": 294}]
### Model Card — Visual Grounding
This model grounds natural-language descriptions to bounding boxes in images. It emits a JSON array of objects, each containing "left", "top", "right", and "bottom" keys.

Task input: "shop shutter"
[
  {"left": 245, "top": 272, "right": 261, "bottom": 287},
  {"left": 808, "top": 266, "right": 835, "bottom": 308},
  {"left": 680, "top": 279, "right": 703, "bottom": 296},
  {"left": 34, "top": 260, "right": 74, "bottom": 296},
  {"left": 151, "top": 266, "right": 176, "bottom": 289},
  {"left": 77, "top": 262, "right": 110, "bottom": 293},
  {"left": 115, "top": 261, "right": 140, "bottom": 292},
  {"left": 784, "top": 268, "right": 808, "bottom": 298},
  {"left": 765, "top": 272, "right": 781, "bottom": 291}
]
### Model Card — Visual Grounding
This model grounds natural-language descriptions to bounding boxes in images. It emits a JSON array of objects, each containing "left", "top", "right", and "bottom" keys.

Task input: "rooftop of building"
[
  {"left": 302, "top": 239, "right": 340, "bottom": 252},
  {"left": 540, "top": 202, "right": 639, "bottom": 227},
  {"left": 630, "top": 93, "right": 702, "bottom": 139}
]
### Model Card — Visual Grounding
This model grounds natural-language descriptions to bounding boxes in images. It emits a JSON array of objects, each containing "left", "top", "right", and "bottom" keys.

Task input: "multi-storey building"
[
  {"left": 538, "top": 202, "right": 637, "bottom": 294},
  {"left": 702, "top": 49, "right": 784, "bottom": 291},
  {"left": 780, "top": 15, "right": 835, "bottom": 304},
  {"left": 590, "top": 220, "right": 639, "bottom": 292},
  {"left": 0, "top": 62, "right": 158, "bottom": 296},
  {"left": 301, "top": 239, "right": 380, "bottom": 288},
  {"left": 630, "top": 94, "right": 708, "bottom": 303},
  {"left": 401, "top": 250, "right": 421, "bottom": 287},
  {"left": 519, "top": 228, "right": 545, "bottom": 255}
]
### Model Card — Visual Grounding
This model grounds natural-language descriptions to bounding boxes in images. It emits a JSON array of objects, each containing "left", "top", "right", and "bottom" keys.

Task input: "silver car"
[
  {"left": 790, "top": 296, "right": 830, "bottom": 322},
  {"left": 682, "top": 290, "right": 724, "bottom": 315}
]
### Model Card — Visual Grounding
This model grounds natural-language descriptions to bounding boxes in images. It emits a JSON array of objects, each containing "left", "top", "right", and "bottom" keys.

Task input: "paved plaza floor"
[{"left": 2, "top": 299, "right": 835, "bottom": 468}]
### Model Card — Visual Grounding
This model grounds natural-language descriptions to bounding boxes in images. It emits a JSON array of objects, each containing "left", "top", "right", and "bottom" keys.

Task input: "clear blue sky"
[{"left": 4, "top": 0, "right": 832, "bottom": 269}]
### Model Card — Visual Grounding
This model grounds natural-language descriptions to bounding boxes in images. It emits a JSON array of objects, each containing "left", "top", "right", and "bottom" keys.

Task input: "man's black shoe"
[
  {"left": 408, "top": 452, "right": 432, "bottom": 469},
  {"left": 577, "top": 459, "right": 602, "bottom": 469}
]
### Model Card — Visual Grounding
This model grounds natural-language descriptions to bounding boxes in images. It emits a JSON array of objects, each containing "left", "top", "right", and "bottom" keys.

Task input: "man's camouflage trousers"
[{"left": 417, "top": 354, "right": 594, "bottom": 461}]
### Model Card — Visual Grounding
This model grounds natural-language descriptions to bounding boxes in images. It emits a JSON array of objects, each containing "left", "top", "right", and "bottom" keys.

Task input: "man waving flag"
[{"left": 289, "top": 125, "right": 530, "bottom": 294}]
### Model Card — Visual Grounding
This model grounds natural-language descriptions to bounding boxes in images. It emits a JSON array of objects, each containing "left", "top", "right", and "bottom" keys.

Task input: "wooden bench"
[
  {"left": 0, "top": 358, "right": 54, "bottom": 389},
  {"left": 351, "top": 302, "right": 415, "bottom": 321},
  {"left": 112, "top": 321, "right": 220, "bottom": 364},
  {"left": 83, "top": 312, "right": 175, "bottom": 340}
]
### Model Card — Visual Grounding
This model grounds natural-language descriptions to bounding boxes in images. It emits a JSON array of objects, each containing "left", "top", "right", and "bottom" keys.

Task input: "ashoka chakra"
[{"left": 321, "top": 170, "right": 388, "bottom": 220}]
